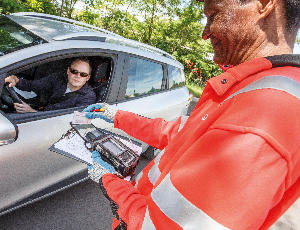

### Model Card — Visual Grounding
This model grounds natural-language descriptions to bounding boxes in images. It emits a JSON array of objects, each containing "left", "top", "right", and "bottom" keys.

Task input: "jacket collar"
[
  {"left": 207, "top": 57, "right": 272, "bottom": 97},
  {"left": 208, "top": 54, "right": 300, "bottom": 97},
  {"left": 74, "top": 82, "right": 91, "bottom": 95}
]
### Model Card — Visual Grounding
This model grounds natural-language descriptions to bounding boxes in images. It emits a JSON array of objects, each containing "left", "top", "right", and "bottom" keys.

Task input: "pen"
[{"left": 91, "top": 108, "right": 105, "bottom": 112}]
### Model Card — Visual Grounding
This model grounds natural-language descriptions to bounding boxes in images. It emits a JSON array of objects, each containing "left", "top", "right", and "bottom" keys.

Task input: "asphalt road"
[
  {"left": 0, "top": 180, "right": 113, "bottom": 230},
  {"left": 0, "top": 157, "right": 150, "bottom": 230},
  {"left": 0, "top": 98, "right": 199, "bottom": 230}
]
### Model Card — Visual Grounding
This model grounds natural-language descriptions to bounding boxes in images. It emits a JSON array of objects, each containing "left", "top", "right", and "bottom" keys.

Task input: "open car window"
[{"left": 0, "top": 56, "right": 113, "bottom": 122}]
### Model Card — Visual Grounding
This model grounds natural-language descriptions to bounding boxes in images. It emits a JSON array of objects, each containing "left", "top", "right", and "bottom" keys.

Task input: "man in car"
[
  {"left": 4, "top": 57, "right": 96, "bottom": 112},
  {"left": 84, "top": 0, "right": 300, "bottom": 229}
]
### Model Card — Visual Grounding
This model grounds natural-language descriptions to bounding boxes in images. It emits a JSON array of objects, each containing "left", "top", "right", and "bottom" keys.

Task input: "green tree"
[
  {"left": 24, "top": 0, "right": 59, "bottom": 15},
  {"left": 0, "top": 0, "right": 25, "bottom": 14},
  {"left": 59, "top": 0, "right": 80, "bottom": 18},
  {"left": 151, "top": 0, "right": 221, "bottom": 86}
]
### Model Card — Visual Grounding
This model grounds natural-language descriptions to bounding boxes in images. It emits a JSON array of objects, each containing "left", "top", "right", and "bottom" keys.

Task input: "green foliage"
[
  {"left": 0, "top": 0, "right": 25, "bottom": 14},
  {"left": 171, "top": 81, "right": 185, "bottom": 89},
  {"left": 149, "top": 0, "right": 221, "bottom": 86},
  {"left": 24, "top": 0, "right": 59, "bottom": 15},
  {"left": 0, "top": 28, "right": 20, "bottom": 53},
  {"left": 186, "top": 82, "right": 204, "bottom": 98}
]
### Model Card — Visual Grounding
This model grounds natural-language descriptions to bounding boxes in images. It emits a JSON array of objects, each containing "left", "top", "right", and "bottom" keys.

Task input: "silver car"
[{"left": 0, "top": 12, "right": 189, "bottom": 215}]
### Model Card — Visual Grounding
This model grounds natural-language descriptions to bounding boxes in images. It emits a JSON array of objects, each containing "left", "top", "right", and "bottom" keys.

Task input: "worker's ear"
[{"left": 256, "top": 0, "right": 275, "bottom": 19}]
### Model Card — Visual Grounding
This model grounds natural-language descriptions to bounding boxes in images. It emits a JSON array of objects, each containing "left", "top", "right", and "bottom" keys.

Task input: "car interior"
[{"left": 0, "top": 56, "right": 113, "bottom": 114}]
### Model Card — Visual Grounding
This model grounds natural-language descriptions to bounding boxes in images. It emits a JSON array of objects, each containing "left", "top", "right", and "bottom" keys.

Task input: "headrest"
[{"left": 91, "top": 61, "right": 109, "bottom": 84}]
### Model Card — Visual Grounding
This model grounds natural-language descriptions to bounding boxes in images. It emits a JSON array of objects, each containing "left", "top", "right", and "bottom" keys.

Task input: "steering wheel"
[
  {"left": 4, "top": 84, "right": 22, "bottom": 103},
  {"left": 0, "top": 84, "right": 23, "bottom": 112}
]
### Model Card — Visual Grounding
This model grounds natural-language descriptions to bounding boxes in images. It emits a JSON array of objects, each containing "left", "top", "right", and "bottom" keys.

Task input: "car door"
[{"left": 0, "top": 48, "right": 122, "bottom": 215}]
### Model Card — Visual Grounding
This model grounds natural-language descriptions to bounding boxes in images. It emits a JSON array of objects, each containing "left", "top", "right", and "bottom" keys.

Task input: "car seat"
[
  {"left": 34, "top": 59, "right": 71, "bottom": 80},
  {"left": 90, "top": 59, "right": 111, "bottom": 102}
]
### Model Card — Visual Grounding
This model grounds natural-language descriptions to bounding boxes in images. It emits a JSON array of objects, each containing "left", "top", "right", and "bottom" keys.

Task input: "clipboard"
[{"left": 49, "top": 123, "right": 142, "bottom": 165}]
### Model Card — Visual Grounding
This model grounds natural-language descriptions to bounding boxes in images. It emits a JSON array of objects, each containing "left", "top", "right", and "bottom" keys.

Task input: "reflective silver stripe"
[
  {"left": 224, "top": 76, "right": 300, "bottom": 103},
  {"left": 134, "top": 171, "right": 143, "bottom": 188},
  {"left": 151, "top": 173, "right": 230, "bottom": 230},
  {"left": 148, "top": 150, "right": 164, "bottom": 185},
  {"left": 154, "top": 149, "right": 164, "bottom": 164},
  {"left": 148, "top": 163, "right": 161, "bottom": 185},
  {"left": 269, "top": 198, "right": 300, "bottom": 230},
  {"left": 141, "top": 207, "right": 156, "bottom": 230},
  {"left": 179, "top": 115, "right": 189, "bottom": 131}
]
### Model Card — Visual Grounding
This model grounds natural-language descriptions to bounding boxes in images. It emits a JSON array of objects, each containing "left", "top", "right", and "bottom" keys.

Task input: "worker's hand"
[
  {"left": 88, "top": 150, "right": 119, "bottom": 183},
  {"left": 14, "top": 101, "right": 37, "bottom": 113},
  {"left": 83, "top": 103, "right": 117, "bottom": 123},
  {"left": 5, "top": 75, "right": 19, "bottom": 87}
]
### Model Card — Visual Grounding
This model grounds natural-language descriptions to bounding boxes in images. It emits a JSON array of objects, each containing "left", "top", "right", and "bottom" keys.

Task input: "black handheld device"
[{"left": 85, "top": 129, "right": 139, "bottom": 177}]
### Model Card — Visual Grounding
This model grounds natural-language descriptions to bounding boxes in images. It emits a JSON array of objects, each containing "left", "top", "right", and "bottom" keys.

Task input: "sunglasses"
[{"left": 69, "top": 67, "right": 89, "bottom": 78}]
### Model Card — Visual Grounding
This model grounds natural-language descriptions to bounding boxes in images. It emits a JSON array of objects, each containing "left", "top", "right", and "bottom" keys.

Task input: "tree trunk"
[
  {"left": 60, "top": 0, "right": 65, "bottom": 17},
  {"left": 146, "top": 1, "right": 156, "bottom": 44}
]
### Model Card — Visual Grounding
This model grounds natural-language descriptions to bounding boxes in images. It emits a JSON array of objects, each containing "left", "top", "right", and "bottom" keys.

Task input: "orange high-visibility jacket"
[{"left": 101, "top": 55, "right": 300, "bottom": 230}]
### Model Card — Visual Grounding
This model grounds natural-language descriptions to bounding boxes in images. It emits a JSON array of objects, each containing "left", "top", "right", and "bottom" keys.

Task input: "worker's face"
[
  {"left": 202, "top": 0, "right": 259, "bottom": 65},
  {"left": 67, "top": 60, "right": 91, "bottom": 90}
]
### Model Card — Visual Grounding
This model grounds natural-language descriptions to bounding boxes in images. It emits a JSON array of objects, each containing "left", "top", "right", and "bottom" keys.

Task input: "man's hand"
[
  {"left": 83, "top": 103, "right": 117, "bottom": 123},
  {"left": 14, "top": 102, "right": 37, "bottom": 113},
  {"left": 5, "top": 75, "right": 19, "bottom": 87}
]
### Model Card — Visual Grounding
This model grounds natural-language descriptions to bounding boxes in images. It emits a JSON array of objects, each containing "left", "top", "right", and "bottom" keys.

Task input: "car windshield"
[{"left": 0, "top": 16, "right": 46, "bottom": 55}]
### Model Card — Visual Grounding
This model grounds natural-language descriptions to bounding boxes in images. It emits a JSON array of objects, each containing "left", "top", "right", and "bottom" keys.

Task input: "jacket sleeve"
[
  {"left": 74, "top": 90, "right": 97, "bottom": 107},
  {"left": 114, "top": 110, "right": 182, "bottom": 150},
  {"left": 101, "top": 129, "right": 291, "bottom": 230},
  {"left": 101, "top": 174, "right": 147, "bottom": 230},
  {"left": 16, "top": 75, "right": 55, "bottom": 94},
  {"left": 167, "top": 129, "right": 289, "bottom": 230},
  {"left": 44, "top": 90, "right": 96, "bottom": 111}
]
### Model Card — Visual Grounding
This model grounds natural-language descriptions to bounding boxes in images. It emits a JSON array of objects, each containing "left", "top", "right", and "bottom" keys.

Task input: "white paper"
[
  {"left": 54, "top": 132, "right": 93, "bottom": 164},
  {"left": 72, "top": 111, "right": 91, "bottom": 124}
]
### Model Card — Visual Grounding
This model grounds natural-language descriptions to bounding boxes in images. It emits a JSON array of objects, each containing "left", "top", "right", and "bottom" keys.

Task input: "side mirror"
[{"left": 0, "top": 112, "right": 17, "bottom": 146}]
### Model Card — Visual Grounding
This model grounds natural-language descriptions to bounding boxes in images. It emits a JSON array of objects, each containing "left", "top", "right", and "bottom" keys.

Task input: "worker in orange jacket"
[{"left": 84, "top": 0, "right": 300, "bottom": 229}]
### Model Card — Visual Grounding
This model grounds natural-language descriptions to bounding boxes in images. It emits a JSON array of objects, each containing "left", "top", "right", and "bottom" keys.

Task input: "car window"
[
  {"left": 0, "top": 16, "right": 45, "bottom": 55},
  {"left": 0, "top": 56, "right": 111, "bottom": 115},
  {"left": 125, "top": 57, "right": 163, "bottom": 98},
  {"left": 168, "top": 65, "right": 185, "bottom": 89}
]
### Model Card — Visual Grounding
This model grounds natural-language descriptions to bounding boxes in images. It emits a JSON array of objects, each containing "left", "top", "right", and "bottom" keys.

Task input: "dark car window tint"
[
  {"left": 126, "top": 57, "right": 163, "bottom": 98},
  {"left": 168, "top": 65, "right": 185, "bottom": 89},
  {"left": 0, "top": 16, "right": 45, "bottom": 55}
]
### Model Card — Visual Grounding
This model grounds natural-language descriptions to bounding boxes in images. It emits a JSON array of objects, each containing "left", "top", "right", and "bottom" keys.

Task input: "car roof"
[{"left": 8, "top": 12, "right": 176, "bottom": 61}]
